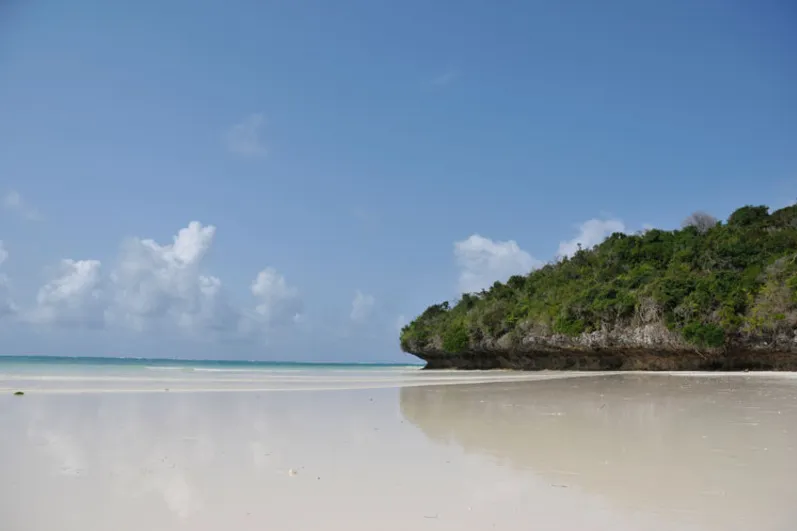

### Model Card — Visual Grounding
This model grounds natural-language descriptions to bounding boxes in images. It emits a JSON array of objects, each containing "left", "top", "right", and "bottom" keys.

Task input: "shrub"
[
  {"left": 727, "top": 205, "right": 769, "bottom": 227},
  {"left": 442, "top": 322, "right": 469, "bottom": 353},
  {"left": 682, "top": 322, "right": 725, "bottom": 347}
]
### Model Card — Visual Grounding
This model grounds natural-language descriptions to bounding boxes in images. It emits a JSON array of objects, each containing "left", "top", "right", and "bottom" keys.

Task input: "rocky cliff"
[{"left": 403, "top": 322, "right": 797, "bottom": 370}]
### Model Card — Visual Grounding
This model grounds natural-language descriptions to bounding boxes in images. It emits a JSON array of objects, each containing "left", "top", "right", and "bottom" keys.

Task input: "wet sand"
[{"left": 1, "top": 368, "right": 795, "bottom": 530}]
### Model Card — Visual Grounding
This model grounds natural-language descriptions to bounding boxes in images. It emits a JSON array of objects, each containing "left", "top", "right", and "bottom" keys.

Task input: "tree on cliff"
[
  {"left": 681, "top": 211, "right": 718, "bottom": 234},
  {"left": 400, "top": 204, "right": 797, "bottom": 356}
]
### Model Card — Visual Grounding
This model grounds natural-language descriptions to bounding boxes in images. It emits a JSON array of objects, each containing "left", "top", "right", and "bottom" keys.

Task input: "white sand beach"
[{"left": 1, "top": 367, "right": 796, "bottom": 531}]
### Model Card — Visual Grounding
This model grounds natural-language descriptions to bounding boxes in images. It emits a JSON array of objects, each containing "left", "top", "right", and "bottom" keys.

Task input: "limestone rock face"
[{"left": 404, "top": 324, "right": 797, "bottom": 371}]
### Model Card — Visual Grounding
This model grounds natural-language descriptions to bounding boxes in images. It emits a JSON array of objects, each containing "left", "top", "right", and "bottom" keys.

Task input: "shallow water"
[{"left": 1, "top": 361, "right": 795, "bottom": 530}]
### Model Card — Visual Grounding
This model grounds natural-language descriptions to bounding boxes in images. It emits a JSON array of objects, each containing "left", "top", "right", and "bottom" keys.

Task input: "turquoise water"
[
  {"left": 0, "top": 355, "right": 557, "bottom": 393},
  {"left": 0, "top": 355, "right": 428, "bottom": 391},
  {"left": 0, "top": 355, "right": 418, "bottom": 370}
]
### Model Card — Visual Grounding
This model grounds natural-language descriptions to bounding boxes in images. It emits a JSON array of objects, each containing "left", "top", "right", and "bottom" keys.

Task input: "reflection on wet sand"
[
  {"left": 2, "top": 372, "right": 796, "bottom": 531},
  {"left": 11, "top": 387, "right": 657, "bottom": 531},
  {"left": 0, "top": 391, "right": 404, "bottom": 531},
  {"left": 400, "top": 374, "right": 797, "bottom": 531}
]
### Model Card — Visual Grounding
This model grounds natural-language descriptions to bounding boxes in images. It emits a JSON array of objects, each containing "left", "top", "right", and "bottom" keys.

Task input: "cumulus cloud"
[
  {"left": 454, "top": 234, "right": 541, "bottom": 294},
  {"left": 224, "top": 113, "right": 267, "bottom": 156},
  {"left": 28, "top": 259, "right": 106, "bottom": 328},
  {"left": 25, "top": 222, "right": 241, "bottom": 335},
  {"left": 3, "top": 190, "right": 41, "bottom": 220},
  {"left": 23, "top": 221, "right": 308, "bottom": 340},
  {"left": 556, "top": 218, "right": 626, "bottom": 258},
  {"left": 0, "top": 240, "right": 7, "bottom": 266},
  {"left": 248, "top": 268, "right": 303, "bottom": 327},
  {"left": 107, "top": 222, "right": 236, "bottom": 333},
  {"left": 350, "top": 290, "right": 376, "bottom": 322}
]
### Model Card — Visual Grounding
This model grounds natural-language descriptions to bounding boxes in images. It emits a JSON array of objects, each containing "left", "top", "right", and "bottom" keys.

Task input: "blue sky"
[{"left": 1, "top": 0, "right": 795, "bottom": 362}]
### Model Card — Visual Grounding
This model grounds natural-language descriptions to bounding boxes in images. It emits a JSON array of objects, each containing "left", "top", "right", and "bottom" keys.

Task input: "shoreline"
[{"left": 5, "top": 368, "right": 797, "bottom": 396}]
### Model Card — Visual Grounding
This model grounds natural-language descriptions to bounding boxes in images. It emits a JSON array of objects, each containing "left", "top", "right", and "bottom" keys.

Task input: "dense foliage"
[{"left": 401, "top": 204, "right": 797, "bottom": 354}]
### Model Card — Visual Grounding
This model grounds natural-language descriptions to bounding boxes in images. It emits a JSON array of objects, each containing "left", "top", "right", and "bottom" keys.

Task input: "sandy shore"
[{"left": 1, "top": 368, "right": 796, "bottom": 530}]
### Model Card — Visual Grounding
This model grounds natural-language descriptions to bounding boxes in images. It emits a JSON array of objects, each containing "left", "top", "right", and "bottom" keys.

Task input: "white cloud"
[
  {"left": 224, "top": 113, "right": 267, "bottom": 156},
  {"left": 454, "top": 234, "right": 541, "bottom": 294},
  {"left": 350, "top": 290, "right": 376, "bottom": 322},
  {"left": 0, "top": 277, "right": 13, "bottom": 317},
  {"left": 395, "top": 314, "right": 407, "bottom": 332},
  {"left": 3, "top": 190, "right": 41, "bottom": 220},
  {"left": 22, "top": 222, "right": 310, "bottom": 339},
  {"left": 556, "top": 218, "right": 626, "bottom": 258},
  {"left": 0, "top": 241, "right": 16, "bottom": 316},
  {"left": 248, "top": 267, "right": 303, "bottom": 327},
  {"left": 24, "top": 221, "right": 240, "bottom": 335},
  {"left": 107, "top": 221, "right": 236, "bottom": 333},
  {"left": 430, "top": 67, "right": 459, "bottom": 86},
  {"left": 28, "top": 259, "right": 106, "bottom": 328}
]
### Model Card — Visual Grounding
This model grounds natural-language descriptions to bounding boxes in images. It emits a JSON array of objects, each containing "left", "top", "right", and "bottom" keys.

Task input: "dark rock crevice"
[{"left": 413, "top": 348, "right": 797, "bottom": 371}]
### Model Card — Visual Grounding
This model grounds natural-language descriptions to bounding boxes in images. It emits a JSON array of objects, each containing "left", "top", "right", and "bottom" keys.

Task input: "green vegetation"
[{"left": 401, "top": 204, "right": 797, "bottom": 355}]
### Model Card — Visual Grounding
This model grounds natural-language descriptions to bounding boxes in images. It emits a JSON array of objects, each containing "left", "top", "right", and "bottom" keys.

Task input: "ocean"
[
  {"left": 0, "top": 354, "right": 560, "bottom": 393},
  {"left": 0, "top": 354, "right": 419, "bottom": 372}
]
